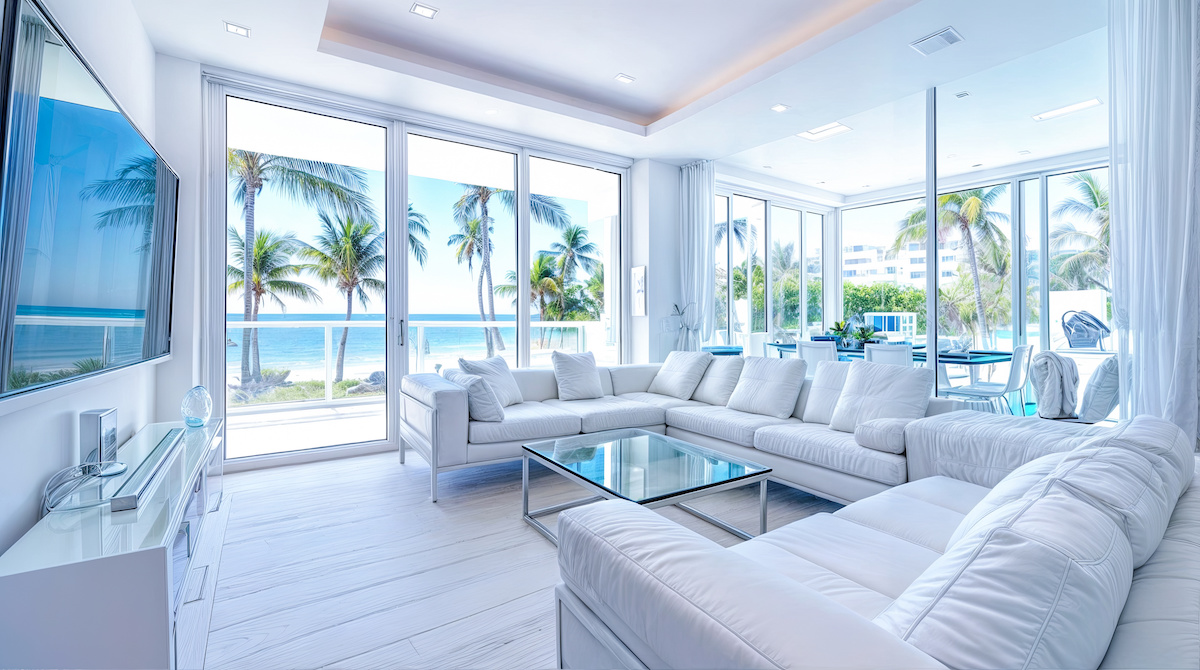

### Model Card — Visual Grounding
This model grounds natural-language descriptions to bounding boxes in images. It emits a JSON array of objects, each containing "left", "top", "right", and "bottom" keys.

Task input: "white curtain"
[
  {"left": 677, "top": 160, "right": 715, "bottom": 351},
  {"left": 142, "top": 159, "right": 177, "bottom": 358},
  {"left": 1109, "top": 0, "right": 1200, "bottom": 441}
]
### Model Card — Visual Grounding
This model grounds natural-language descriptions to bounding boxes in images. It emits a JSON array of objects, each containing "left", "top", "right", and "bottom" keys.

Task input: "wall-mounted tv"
[{"left": 0, "top": 0, "right": 178, "bottom": 398}]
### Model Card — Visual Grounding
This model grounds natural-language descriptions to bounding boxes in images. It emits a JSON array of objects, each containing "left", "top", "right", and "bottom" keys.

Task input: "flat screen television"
[{"left": 0, "top": 0, "right": 178, "bottom": 398}]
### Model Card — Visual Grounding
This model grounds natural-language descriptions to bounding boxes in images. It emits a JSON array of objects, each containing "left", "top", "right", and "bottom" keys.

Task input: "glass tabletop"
[{"left": 523, "top": 429, "right": 770, "bottom": 504}]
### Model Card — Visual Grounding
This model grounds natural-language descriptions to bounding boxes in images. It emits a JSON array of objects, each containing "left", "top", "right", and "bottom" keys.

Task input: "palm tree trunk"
[
  {"left": 479, "top": 201, "right": 505, "bottom": 351},
  {"left": 241, "top": 185, "right": 256, "bottom": 383},
  {"left": 476, "top": 267, "right": 493, "bottom": 357},
  {"left": 961, "top": 223, "right": 990, "bottom": 348},
  {"left": 335, "top": 289, "right": 352, "bottom": 383},
  {"left": 250, "top": 295, "right": 261, "bottom": 380}
]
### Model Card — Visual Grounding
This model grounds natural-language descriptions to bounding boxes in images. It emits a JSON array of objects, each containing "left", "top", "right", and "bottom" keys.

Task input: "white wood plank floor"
[{"left": 201, "top": 449, "right": 841, "bottom": 669}]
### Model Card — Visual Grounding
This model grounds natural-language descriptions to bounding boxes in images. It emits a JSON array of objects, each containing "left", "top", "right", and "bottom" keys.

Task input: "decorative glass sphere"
[{"left": 181, "top": 386, "right": 212, "bottom": 428}]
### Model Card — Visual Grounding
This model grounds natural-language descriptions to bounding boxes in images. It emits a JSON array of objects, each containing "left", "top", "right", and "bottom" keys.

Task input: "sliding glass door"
[{"left": 223, "top": 97, "right": 389, "bottom": 458}]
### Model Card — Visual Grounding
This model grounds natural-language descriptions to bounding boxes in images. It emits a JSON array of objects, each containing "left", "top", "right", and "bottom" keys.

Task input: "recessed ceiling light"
[
  {"left": 762, "top": 165, "right": 773, "bottom": 169},
  {"left": 862, "top": 184, "right": 871, "bottom": 188},
  {"left": 224, "top": 21, "right": 250, "bottom": 37},
  {"left": 971, "top": 163, "right": 984, "bottom": 168},
  {"left": 484, "top": 109, "right": 499, "bottom": 115},
  {"left": 770, "top": 103, "right": 790, "bottom": 113},
  {"left": 955, "top": 91, "right": 970, "bottom": 99},
  {"left": 1032, "top": 98, "right": 1102, "bottom": 121},
  {"left": 614, "top": 73, "right": 636, "bottom": 84},
  {"left": 410, "top": 3, "right": 439, "bottom": 19},
  {"left": 946, "top": 153, "right": 957, "bottom": 158},
  {"left": 910, "top": 27, "right": 964, "bottom": 56},
  {"left": 1018, "top": 149, "right": 1032, "bottom": 155},
  {"left": 797, "top": 121, "right": 851, "bottom": 141}
]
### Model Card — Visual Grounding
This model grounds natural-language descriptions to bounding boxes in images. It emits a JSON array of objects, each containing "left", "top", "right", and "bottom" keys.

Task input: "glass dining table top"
[{"left": 523, "top": 429, "right": 770, "bottom": 504}]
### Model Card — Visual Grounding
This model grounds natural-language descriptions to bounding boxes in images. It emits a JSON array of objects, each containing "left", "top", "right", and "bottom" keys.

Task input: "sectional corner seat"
[
  {"left": 398, "top": 361, "right": 961, "bottom": 502},
  {"left": 554, "top": 413, "right": 1200, "bottom": 670}
]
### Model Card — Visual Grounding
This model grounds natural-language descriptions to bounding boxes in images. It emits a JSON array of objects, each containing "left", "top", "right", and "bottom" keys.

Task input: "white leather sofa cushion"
[
  {"left": 551, "top": 351, "right": 603, "bottom": 400},
  {"left": 543, "top": 396, "right": 666, "bottom": 433},
  {"left": 617, "top": 392, "right": 707, "bottom": 410},
  {"left": 876, "top": 492, "right": 1133, "bottom": 670},
  {"left": 829, "top": 361, "right": 934, "bottom": 433},
  {"left": 647, "top": 351, "right": 713, "bottom": 399},
  {"left": 466, "top": 400, "right": 582, "bottom": 443},
  {"left": 1079, "top": 355, "right": 1121, "bottom": 423},
  {"left": 457, "top": 356, "right": 524, "bottom": 406},
  {"left": 508, "top": 367, "right": 560, "bottom": 402},
  {"left": 1034, "top": 445, "right": 1174, "bottom": 568},
  {"left": 608, "top": 364, "right": 661, "bottom": 396},
  {"left": 853, "top": 417, "right": 910, "bottom": 454},
  {"left": 558, "top": 500, "right": 948, "bottom": 670},
  {"left": 833, "top": 478, "right": 988, "bottom": 553},
  {"left": 443, "top": 369, "right": 505, "bottom": 422},
  {"left": 946, "top": 452, "right": 1069, "bottom": 548},
  {"left": 690, "top": 356, "right": 743, "bottom": 406},
  {"left": 746, "top": 513, "right": 942, "bottom": 600},
  {"left": 729, "top": 541, "right": 895, "bottom": 619},
  {"left": 1102, "top": 459, "right": 1200, "bottom": 669},
  {"left": 726, "top": 357, "right": 807, "bottom": 419},
  {"left": 754, "top": 423, "right": 908, "bottom": 485},
  {"left": 1083, "top": 413, "right": 1196, "bottom": 501},
  {"left": 802, "top": 360, "right": 850, "bottom": 424},
  {"left": 665, "top": 406, "right": 797, "bottom": 447}
]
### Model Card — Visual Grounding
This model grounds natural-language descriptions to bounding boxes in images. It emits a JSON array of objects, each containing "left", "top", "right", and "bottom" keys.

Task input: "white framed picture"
[{"left": 631, "top": 266, "right": 646, "bottom": 316}]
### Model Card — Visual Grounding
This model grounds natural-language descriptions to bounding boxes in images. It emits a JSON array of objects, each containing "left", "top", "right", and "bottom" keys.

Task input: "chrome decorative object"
[{"left": 181, "top": 386, "right": 212, "bottom": 428}]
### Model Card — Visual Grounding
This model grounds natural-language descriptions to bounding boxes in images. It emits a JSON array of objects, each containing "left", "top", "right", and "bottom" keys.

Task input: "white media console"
[{"left": 0, "top": 421, "right": 224, "bottom": 669}]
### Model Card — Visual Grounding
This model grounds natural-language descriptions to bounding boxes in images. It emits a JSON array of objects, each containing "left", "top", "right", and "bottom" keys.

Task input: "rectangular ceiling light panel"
[
  {"left": 224, "top": 22, "right": 250, "bottom": 37},
  {"left": 910, "top": 27, "right": 964, "bottom": 56},
  {"left": 410, "top": 3, "right": 439, "bottom": 18},
  {"left": 1032, "top": 98, "right": 1103, "bottom": 121},
  {"left": 797, "top": 122, "right": 852, "bottom": 141}
]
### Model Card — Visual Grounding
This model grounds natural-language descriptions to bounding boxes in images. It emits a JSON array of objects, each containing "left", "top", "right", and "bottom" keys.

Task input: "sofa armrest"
[
  {"left": 904, "top": 410, "right": 1106, "bottom": 486},
  {"left": 399, "top": 373, "right": 468, "bottom": 467},
  {"left": 557, "top": 500, "right": 946, "bottom": 670}
]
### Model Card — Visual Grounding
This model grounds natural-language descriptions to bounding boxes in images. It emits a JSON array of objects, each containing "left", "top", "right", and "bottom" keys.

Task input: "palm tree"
[
  {"left": 453, "top": 186, "right": 570, "bottom": 351},
  {"left": 543, "top": 225, "right": 600, "bottom": 288},
  {"left": 297, "top": 212, "right": 386, "bottom": 382},
  {"left": 495, "top": 252, "right": 561, "bottom": 347},
  {"left": 80, "top": 153, "right": 158, "bottom": 249},
  {"left": 894, "top": 185, "right": 1009, "bottom": 346},
  {"left": 226, "top": 227, "right": 321, "bottom": 380},
  {"left": 715, "top": 216, "right": 748, "bottom": 249},
  {"left": 1050, "top": 172, "right": 1110, "bottom": 291},
  {"left": 228, "top": 149, "right": 374, "bottom": 382},
  {"left": 447, "top": 217, "right": 496, "bottom": 355},
  {"left": 585, "top": 264, "right": 605, "bottom": 312},
  {"left": 408, "top": 202, "right": 431, "bottom": 268}
]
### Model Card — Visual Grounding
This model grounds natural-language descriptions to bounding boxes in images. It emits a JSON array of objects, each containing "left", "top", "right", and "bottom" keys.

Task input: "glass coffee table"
[{"left": 522, "top": 428, "right": 772, "bottom": 545}]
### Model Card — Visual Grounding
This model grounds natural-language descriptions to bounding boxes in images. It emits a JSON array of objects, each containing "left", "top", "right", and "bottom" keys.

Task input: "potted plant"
[
  {"left": 851, "top": 325, "right": 878, "bottom": 349},
  {"left": 829, "top": 321, "right": 853, "bottom": 348}
]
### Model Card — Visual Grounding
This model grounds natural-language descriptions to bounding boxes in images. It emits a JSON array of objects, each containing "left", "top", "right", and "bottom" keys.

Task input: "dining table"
[{"left": 763, "top": 342, "right": 1014, "bottom": 382}]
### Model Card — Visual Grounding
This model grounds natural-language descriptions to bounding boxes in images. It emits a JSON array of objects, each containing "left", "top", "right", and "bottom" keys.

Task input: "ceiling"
[{"left": 130, "top": 0, "right": 1110, "bottom": 197}]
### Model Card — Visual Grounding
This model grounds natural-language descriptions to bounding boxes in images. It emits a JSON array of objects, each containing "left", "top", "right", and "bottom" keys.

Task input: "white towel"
[{"left": 1029, "top": 351, "right": 1079, "bottom": 419}]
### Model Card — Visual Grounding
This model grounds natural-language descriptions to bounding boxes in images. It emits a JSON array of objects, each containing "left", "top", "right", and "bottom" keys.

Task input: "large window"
[{"left": 840, "top": 198, "right": 927, "bottom": 344}]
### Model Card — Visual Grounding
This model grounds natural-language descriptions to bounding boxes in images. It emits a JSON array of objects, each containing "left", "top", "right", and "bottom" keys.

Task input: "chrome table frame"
[{"left": 522, "top": 448, "right": 771, "bottom": 546}]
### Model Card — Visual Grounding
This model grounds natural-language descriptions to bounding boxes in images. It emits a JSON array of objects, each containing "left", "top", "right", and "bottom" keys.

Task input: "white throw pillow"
[
  {"left": 457, "top": 356, "right": 523, "bottom": 407},
  {"left": 552, "top": 351, "right": 603, "bottom": 401},
  {"left": 853, "top": 417, "right": 911, "bottom": 454},
  {"left": 801, "top": 360, "right": 851, "bottom": 424},
  {"left": 443, "top": 369, "right": 505, "bottom": 422},
  {"left": 690, "top": 356, "right": 744, "bottom": 406},
  {"left": 828, "top": 361, "right": 934, "bottom": 433},
  {"left": 726, "top": 357, "right": 807, "bottom": 419},
  {"left": 648, "top": 351, "right": 713, "bottom": 399},
  {"left": 1078, "top": 355, "right": 1120, "bottom": 423}
]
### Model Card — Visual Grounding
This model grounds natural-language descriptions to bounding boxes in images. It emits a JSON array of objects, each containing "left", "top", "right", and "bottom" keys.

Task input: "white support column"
[{"left": 924, "top": 87, "right": 940, "bottom": 388}]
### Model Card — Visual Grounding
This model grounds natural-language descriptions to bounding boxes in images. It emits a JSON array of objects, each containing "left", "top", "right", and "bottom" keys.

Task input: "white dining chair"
[
  {"left": 942, "top": 344, "right": 1034, "bottom": 414},
  {"left": 797, "top": 341, "right": 838, "bottom": 375},
  {"left": 864, "top": 343, "right": 913, "bottom": 367}
]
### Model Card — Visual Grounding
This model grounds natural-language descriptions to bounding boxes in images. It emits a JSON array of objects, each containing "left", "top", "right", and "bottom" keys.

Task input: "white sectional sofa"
[
  {"left": 555, "top": 413, "right": 1199, "bottom": 670},
  {"left": 398, "top": 358, "right": 962, "bottom": 502}
]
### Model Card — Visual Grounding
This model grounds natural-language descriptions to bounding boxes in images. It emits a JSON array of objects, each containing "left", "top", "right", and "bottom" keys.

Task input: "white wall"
[
  {"left": 629, "top": 159, "right": 682, "bottom": 363},
  {"left": 0, "top": 0, "right": 159, "bottom": 553}
]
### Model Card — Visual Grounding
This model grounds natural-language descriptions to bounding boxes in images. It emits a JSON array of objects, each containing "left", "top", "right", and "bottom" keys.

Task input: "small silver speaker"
[{"left": 80, "top": 408, "right": 125, "bottom": 477}]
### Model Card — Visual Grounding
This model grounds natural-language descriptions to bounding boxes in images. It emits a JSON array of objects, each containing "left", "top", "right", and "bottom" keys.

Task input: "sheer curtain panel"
[
  {"left": 678, "top": 160, "right": 715, "bottom": 350},
  {"left": 1109, "top": 0, "right": 1200, "bottom": 441}
]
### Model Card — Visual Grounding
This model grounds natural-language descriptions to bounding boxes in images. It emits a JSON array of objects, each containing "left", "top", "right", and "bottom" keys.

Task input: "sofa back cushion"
[
  {"left": 510, "top": 368, "right": 561, "bottom": 402},
  {"left": 691, "top": 356, "right": 743, "bottom": 406},
  {"left": 1078, "top": 355, "right": 1120, "bottom": 423},
  {"left": 552, "top": 351, "right": 605, "bottom": 401},
  {"left": 875, "top": 492, "right": 1133, "bottom": 670},
  {"left": 457, "top": 356, "right": 524, "bottom": 406},
  {"left": 947, "top": 452, "right": 1067, "bottom": 548},
  {"left": 648, "top": 351, "right": 713, "bottom": 399},
  {"left": 801, "top": 361, "right": 850, "bottom": 424},
  {"left": 609, "top": 364, "right": 661, "bottom": 395},
  {"left": 726, "top": 357, "right": 807, "bottom": 419},
  {"left": 828, "top": 361, "right": 934, "bottom": 433}
]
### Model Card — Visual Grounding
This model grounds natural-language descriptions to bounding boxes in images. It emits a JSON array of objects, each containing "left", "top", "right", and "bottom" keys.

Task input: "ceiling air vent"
[{"left": 910, "top": 27, "right": 964, "bottom": 56}]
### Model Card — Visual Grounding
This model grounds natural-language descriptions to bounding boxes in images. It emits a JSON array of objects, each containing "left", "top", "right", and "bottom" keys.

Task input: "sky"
[{"left": 225, "top": 99, "right": 618, "bottom": 317}]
